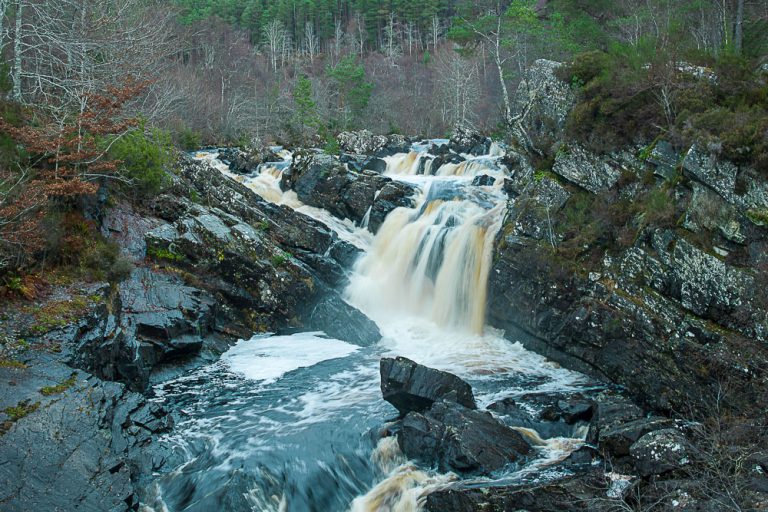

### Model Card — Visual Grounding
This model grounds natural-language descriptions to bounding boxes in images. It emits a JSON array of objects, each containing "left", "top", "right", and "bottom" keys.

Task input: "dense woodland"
[{"left": 0, "top": 0, "right": 767, "bottom": 282}]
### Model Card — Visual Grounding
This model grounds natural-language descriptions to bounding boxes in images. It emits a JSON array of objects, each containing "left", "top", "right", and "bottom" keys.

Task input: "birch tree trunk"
[
  {"left": 12, "top": 0, "right": 22, "bottom": 101},
  {"left": 734, "top": 0, "right": 744, "bottom": 54}
]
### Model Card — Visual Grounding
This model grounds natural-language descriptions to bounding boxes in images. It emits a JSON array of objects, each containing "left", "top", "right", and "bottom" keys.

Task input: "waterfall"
[
  {"left": 165, "top": 143, "right": 590, "bottom": 512},
  {"left": 347, "top": 151, "right": 509, "bottom": 334}
]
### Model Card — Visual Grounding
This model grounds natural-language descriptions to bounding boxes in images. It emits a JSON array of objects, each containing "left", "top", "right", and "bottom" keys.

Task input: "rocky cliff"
[
  {"left": 489, "top": 59, "right": 768, "bottom": 417},
  {"left": 0, "top": 154, "right": 382, "bottom": 511}
]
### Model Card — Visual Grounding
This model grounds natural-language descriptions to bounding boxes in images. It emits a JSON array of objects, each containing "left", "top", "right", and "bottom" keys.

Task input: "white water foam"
[
  {"left": 179, "top": 144, "right": 596, "bottom": 512},
  {"left": 222, "top": 332, "right": 360, "bottom": 384}
]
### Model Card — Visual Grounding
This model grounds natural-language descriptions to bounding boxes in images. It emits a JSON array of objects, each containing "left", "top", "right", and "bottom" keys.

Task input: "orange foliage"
[{"left": 0, "top": 79, "right": 147, "bottom": 271}]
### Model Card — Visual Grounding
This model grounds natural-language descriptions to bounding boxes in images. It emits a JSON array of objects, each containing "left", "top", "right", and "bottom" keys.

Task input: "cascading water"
[{"left": 142, "top": 143, "right": 592, "bottom": 512}]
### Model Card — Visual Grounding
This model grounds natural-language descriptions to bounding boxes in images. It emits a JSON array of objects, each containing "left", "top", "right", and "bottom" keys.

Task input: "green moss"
[
  {"left": 25, "top": 296, "right": 92, "bottom": 335},
  {"left": 638, "top": 138, "right": 659, "bottom": 161},
  {"left": 147, "top": 246, "right": 184, "bottom": 263},
  {"left": 40, "top": 373, "right": 77, "bottom": 396},
  {"left": 745, "top": 208, "right": 768, "bottom": 226},
  {"left": 271, "top": 252, "right": 292, "bottom": 267},
  {"left": 4, "top": 400, "right": 39, "bottom": 420},
  {"left": 534, "top": 170, "right": 557, "bottom": 182},
  {"left": 0, "top": 359, "right": 28, "bottom": 369}
]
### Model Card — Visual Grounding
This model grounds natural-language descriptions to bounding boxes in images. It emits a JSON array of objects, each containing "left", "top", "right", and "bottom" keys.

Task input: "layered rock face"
[
  {"left": 0, "top": 153, "right": 385, "bottom": 511},
  {"left": 377, "top": 359, "right": 705, "bottom": 510},
  {"left": 0, "top": 305, "right": 175, "bottom": 511},
  {"left": 488, "top": 59, "right": 768, "bottom": 416},
  {"left": 145, "top": 157, "right": 381, "bottom": 348},
  {"left": 280, "top": 149, "right": 417, "bottom": 233}
]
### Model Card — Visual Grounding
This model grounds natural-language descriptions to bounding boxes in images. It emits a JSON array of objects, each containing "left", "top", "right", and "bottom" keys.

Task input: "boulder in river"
[
  {"left": 399, "top": 400, "right": 532, "bottom": 475},
  {"left": 380, "top": 356, "right": 476, "bottom": 415},
  {"left": 218, "top": 145, "right": 280, "bottom": 175},
  {"left": 471, "top": 174, "right": 496, "bottom": 186},
  {"left": 424, "top": 470, "right": 613, "bottom": 511},
  {"left": 368, "top": 181, "right": 418, "bottom": 234},
  {"left": 449, "top": 125, "right": 491, "bottom": 155},
  {"left": 283, "top": 150, "right": 389, "bottom": 224}
]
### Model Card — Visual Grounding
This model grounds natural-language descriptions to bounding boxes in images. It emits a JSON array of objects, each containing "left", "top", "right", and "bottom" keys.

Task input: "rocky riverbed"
[{"left": 1, "top": 59, "right": 767, "bottom": 512}]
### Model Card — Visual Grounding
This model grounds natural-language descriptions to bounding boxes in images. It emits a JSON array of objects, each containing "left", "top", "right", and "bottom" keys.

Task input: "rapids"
[{"left": 140, "top": 143, "right": 593, "bottom": 512}]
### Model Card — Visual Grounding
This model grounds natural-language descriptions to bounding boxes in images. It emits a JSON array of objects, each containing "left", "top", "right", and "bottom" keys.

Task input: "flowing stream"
[{"left": 141, "top": 143, "right": 592, "bottom": 512}]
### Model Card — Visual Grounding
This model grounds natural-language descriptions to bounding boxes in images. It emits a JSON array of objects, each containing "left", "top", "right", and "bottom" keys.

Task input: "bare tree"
[
  {"left": 734, "top": 0, "right": 745, "bottom": 53},
  {"left": 304, "top": 21, "right": 319, "bottom": 63},
  {"left": 330, "top": 19, "right": 344, "bottom": 64},
  {"left": 263, "top": 19, "right": 286, "bottom": 72},
  {"left": 428, "top": 14, "right": 443, "bottom": 49},
  {"left": 382, "top": 13, "right": 401, "bottom": 65},
  {"left": 351, "top": 12, "right": 366, "bottom": 57},
  {"left": 436, "top": 51, "right": 479, "bottom": 128}
]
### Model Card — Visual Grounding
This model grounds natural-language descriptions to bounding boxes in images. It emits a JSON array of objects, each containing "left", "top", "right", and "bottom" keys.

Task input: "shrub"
[
  {"left": 176, "top": 126, "right": 203, "bottom": 151},
  {"left": 44, "top": 211, "right": 132, "bottom": 282},
  {"left": 108, "top": 122, "right": 174, "bottom": 194}
]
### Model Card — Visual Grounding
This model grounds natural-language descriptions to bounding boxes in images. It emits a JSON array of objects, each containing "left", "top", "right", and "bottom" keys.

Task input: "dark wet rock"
[
  {"left": 647, "top": 140, "right": 679, "bottom": 179},
  {"left": 146, "top": 157, "right": 381, "bottom": 347},
  {"left": 449, "top": 125, "right": 491, "bottom": 155},
  {"left": 429, "top": 152, "right": 465, "bottom": 173},
  {"left": 429, "top": 142, "right": 450, "bottom": 156},
  {"left": 516, "top": 392, "right": 595, "bottom": 424},
  {"left": 630, "top": 428, "right": 691, "bottom": 477},
  {"left": 502, "top": 178, "right": 521, "bottom": 197},
  {"left": 329, "top": 240, "right": 363, "bottom": 268},
  {"left": 368, "top": 181, "right": 418, "bottom": 233},
  {"left": 284, "top": 151, "right": 388, "bottom": 224},
  {"left": 513, "top": 59, "right": 575, "bottom": 155},
  {"left": 339, "top": 153, "right": 365, "bottom": 171},
  {"left": 585, "top": 396, "right": 645, "bottom": 446},
  {"left": 471, "top": 174, "right": 496, "bottom": 186},
  {"left": 488, "top": 393, "right": 593, "bottom": 439},
  {"left": 600, "top": 416, "right": 675, "bottom": 458},
  {"left": 218, "top": 145, "right": 280, "bottom": 175},
  {"left": 562, "top": 445, "right": 600, "bottom": 466},
  {"left": 362, "top": 156, "right": 388, "bottom": 173},
  {"left": 58, "top": 269, "right": 219, "bottom": 392},
  {"left": 424, "top": 470, "right": 612, "bottom": 511},
  {"left": 399, "top": 400, "right": 531, "bottom": 475},
  {"left": 374, "top": 134, "right": 410, "bottom": 157},
  {"left": 380, "top": 357, "right": 476, "bottom": 415},
  {"left": 0, "top": 350, "right": 173, "bottom": 512}
]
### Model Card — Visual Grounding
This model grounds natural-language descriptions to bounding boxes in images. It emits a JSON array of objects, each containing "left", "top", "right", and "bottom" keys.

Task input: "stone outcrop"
[
  {"left": 337, "top": 130, "right": 409, "bottom": 156},
  {"left": 281, "top": 150, "right": 416, "bottom": 231},
  {"left": 380, "top": 356, "right": 476, "bottom": 415},
  {"left": 629, "top": 428, "right": 691, "bottom": 477},
  {"left": 552, "top": 143, "right": 622, "bottom": 193},
  {"left": 67, "top": 269, "right": 220, "bottom": 392},
  {"left": 368, "top": 180, "right": 417, "bottom": 233},
  {"left": 0, "top": 339, "right": 173, "bottom": 512},
  {"left": 448, "top": 125, "right": 492, "bottom": 155},
  {"left": 514, "top": 59, "right": 575, "bottom": 155},
  {"left": 399, "top": 399, "right": 532, "bottom": 475},
  {"left": 218, "top": 145, "right": 280, "bottom": 175},
  {"left": 424, "top": 471, "right": 613, "bottom": 512},
  {"left": 487, "top": 70, "right": 768, "bottom": 414},
  {"left": 146, "top": 156, "right": 381, "bottom": 348}
]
